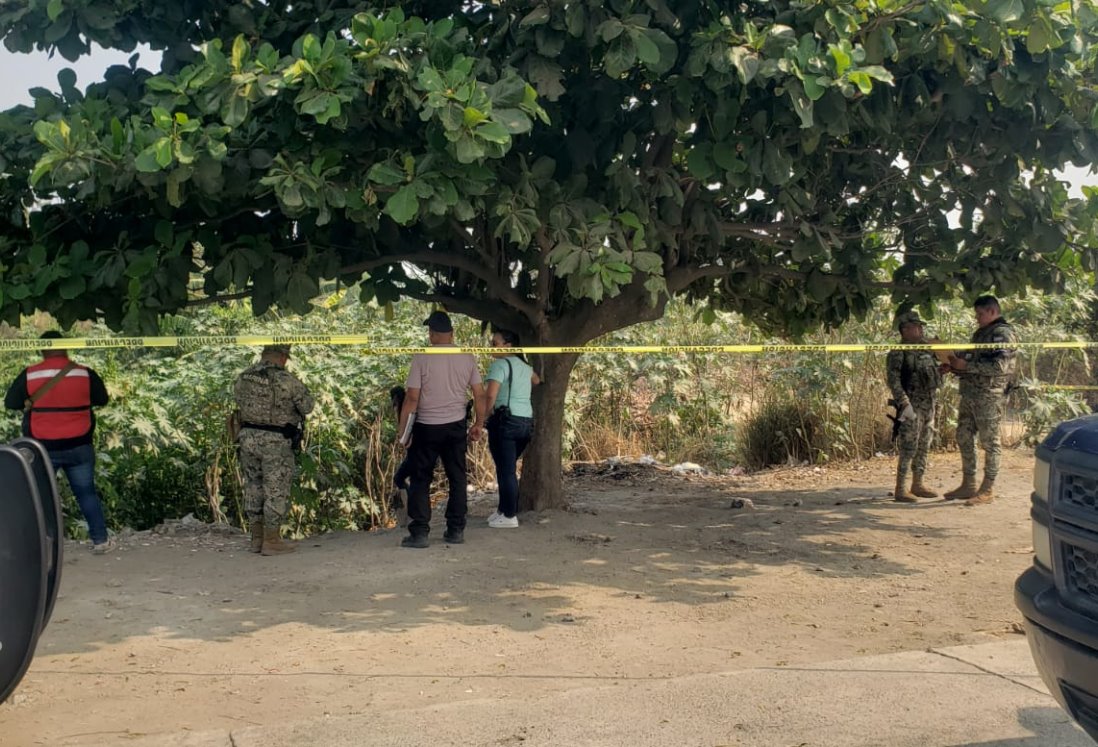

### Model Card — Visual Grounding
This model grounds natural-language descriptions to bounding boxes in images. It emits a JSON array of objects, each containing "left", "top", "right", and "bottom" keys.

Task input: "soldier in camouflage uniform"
[
  {"left": 887, "top": 311, "right": 943, "bottom": 503},
  {"left": 942, "top": 295, "right": 1017, "bottom": 506},
  {"left": 233, "top": 344, "right": 314, "bottom": 555}
]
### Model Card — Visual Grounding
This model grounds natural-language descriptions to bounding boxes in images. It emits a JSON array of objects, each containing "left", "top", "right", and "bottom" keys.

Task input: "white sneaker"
[
  {"left": 91, "top": 537, "right": 116, "bottom": 555},
  {"left": 487, "top": 511, "right": 503, "bottom": 524},
  {"left": 488, "top": 515, "right": 519, "bottom": 529}
]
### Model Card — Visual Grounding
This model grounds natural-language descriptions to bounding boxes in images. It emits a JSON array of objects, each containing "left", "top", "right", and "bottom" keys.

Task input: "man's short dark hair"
[
  {"left": 39, "top": 330, "right": 64, "bottom": 340},
  {"left": 974, "top": 295, "right": 1000, "bottom": 311}
]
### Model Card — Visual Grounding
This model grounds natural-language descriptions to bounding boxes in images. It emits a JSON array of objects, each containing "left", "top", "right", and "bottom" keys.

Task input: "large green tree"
[{"left": 2, "top": 0, "right": 1098, "bottom": 509}]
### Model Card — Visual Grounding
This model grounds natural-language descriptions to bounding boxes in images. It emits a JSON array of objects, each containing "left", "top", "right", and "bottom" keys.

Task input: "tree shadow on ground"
[{"left": 34, "top": 466, "right": 972, "bottom": 654}]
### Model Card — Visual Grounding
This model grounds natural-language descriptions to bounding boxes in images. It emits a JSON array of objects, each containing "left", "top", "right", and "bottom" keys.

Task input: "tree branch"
[
  {"left": 339, "top": 242, "right": 540, "bottom": 323},
  {"left": 667, "top": 264, "right": 731, "bottom": 293},
  {"left": 184, "top": 290, "right": 252, "bottom": 307}
]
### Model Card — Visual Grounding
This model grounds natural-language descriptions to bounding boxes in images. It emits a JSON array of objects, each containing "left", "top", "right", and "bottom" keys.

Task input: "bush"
[{"left": 737, "top": 399, "right": 820, "bottom": 470}]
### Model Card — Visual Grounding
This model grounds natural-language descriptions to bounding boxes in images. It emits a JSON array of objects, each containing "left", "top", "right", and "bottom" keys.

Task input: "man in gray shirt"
[{"left": 397, "top": 311, "right": 486, "bottom": 547}]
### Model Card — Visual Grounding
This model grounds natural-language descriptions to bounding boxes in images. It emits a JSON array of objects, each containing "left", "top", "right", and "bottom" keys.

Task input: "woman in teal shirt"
[{"left": 484, "top": 329, "right": 539, "bottom": 528}]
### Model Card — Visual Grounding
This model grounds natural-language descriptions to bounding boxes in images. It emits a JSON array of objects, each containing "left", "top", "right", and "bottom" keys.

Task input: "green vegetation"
[
  {"left": 4, "top": 2, "right": 1098, "bottom": 510},
  {"left": 2, "top": 281, "right": 1091, "bottom": 537}
]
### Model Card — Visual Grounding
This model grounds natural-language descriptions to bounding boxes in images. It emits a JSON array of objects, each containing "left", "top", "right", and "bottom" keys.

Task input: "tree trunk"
[{"left": 518, "top": 352, "right": 580, "bottom": 512}]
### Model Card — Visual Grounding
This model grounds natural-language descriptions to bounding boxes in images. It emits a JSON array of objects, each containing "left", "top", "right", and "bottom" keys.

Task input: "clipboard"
[{"left": 399, "top": 413, "right": 416, "bottom": 446}]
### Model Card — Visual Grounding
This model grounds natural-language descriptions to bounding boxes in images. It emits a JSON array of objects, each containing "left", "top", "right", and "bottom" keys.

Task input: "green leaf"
[
  {"left": 728, "top": 47, "right": 759, "bottom": 85},
  {"left": 135, "top": 143, "right": 165, "bottom": 172},
  {"left": 285, "top": 271, "right": 319, "bottom": 312},
  {"left": 58, "top": 275, "right": 85, "bottom": 300},
  {"left": 385, "top": 185, "right": 420, "bottom": 224},
  {"left": 28, "top": 244, "right": 47, "bottom": 266},
  {"left": 463, "top": 106, "right": 488, "bottom": 127},
  {"left": 806, "top": 270, "right": 838, "bottom": 302},
  {"left": 829, "top": 44, "right": 851, "bottom": 77},
  {"left": 762, "top": 142, "right": 792, "bottom": 185},
  {"left": 604, "top": 34, "right": 637, "bottom": 78},
  {"left": 986, "top": 0, "right": 1025, "bottom": 24},
  {"left": 847, "top": 71, "right": 873, "bottom": 95},
  {"left": 686, "top": 144, "right": 716, "bottom": 181},
  {"left": 154, "top": 220, "right": 173, "bottom": 246},
  {"left": 301, "top": 34, "right": 322, "bottom": 62},
  {"left": 223, "top": 95, "right": 248, "bottom": 127},
  {"left": 493, "top": 108, "right": 533, "bottom": 135},
  {"left": 29, "top": 153, "right": 60, "bottom": 187},
  {"left": 712, "top": 142, "right": 738, "bottom": 171},
  {"left": 520, "top": 6, "right": 551, "bottom": 27},
  {"left": 787, "top": 83, "right": 814, "bottom": 129},
  {"left": 367, "top": 163, "right": 406, "bottom": 185},
  {"left": 152, "top": 107, "right": 172, "bottom": 130},
  {"left": 633, "top": 30, "right": 661, "bottom": 66},
  {"left": 803, "top": 76, "right": 827, "bottom": 101},
  {"left": 1026, "top": 20, "right": 1053, "bottom": 54},
  {"left": 454, "top": 135, "right": 485, "bottom": 163},
  {"left": 643, "top": 29, "right": 678, "bottom": 75},
  {"left": 154, "top": 137, "right": 173, "bottom": 168},
  {"left": 232, "top": 35, "right": 249, "bottom": 71},
  {"left": 207, "top": 140, "right": 228, "bottom": 159},
  {"left": 475, "top": 121, "right": 511, "bottom": 144},
  {"left": 47, "top": 0, "right": 64, "bottom": 22}
]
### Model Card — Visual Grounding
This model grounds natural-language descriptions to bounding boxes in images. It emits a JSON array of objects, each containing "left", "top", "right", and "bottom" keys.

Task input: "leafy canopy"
[{"left": 2, "top": 0, "right": 1098, "bottom": 339}]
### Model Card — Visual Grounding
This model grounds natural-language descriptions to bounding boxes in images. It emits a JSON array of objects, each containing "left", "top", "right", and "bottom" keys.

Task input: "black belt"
[{"left": 241, "top": 422, "right": 295, "bottom": 438}]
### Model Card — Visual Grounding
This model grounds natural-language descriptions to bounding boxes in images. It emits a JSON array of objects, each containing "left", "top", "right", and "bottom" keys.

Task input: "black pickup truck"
[{"left": 1015, "top": 414, "right": 1098, "bottom": 741}]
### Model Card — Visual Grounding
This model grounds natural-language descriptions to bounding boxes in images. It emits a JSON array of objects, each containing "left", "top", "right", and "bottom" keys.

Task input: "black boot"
[
  {"left": 443, "top": 528, "right": 464, "bottom": 544},
  {"left": 401, "top": 533, "right": 429, "bottom": 549}
]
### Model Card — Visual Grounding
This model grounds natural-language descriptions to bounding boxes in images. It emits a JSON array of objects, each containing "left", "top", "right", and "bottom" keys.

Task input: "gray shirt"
[{"left": 405, "top": 346, "right": 481, "bottom": 425}]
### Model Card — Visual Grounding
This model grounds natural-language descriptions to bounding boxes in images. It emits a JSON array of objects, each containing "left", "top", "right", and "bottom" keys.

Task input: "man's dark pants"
[{"left": 406, "top": 420, "right": 468, "bottom": 537}]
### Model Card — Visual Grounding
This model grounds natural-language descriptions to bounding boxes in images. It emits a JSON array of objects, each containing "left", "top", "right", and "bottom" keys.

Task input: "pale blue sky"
[{"left": 1, "top": 45, "right": 1093, "bottom": 196}]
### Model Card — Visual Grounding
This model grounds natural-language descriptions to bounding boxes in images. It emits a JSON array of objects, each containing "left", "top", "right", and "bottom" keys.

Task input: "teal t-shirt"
[{"left": 486, "top": 355, "right": 534, "bottom": 418}]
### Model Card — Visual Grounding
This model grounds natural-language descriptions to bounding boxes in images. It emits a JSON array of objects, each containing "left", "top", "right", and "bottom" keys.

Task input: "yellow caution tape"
[
  {"left": 1032, "top": 385, "right": 1098, "bottom": 391},
  {"left": 2, "top": 337, "right": 1098, "bottom": 354}
]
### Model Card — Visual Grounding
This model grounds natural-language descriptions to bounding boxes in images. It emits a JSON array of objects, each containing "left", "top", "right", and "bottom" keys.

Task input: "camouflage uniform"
[
  {"left": 233, "top": 358, "right": 314, "bottom": 527},
  {"left": 886, "top": 345, "right": 942, "bottom": 488},
  {"left": 955, "top": 318, "right": 1017, "bottom": 486}
]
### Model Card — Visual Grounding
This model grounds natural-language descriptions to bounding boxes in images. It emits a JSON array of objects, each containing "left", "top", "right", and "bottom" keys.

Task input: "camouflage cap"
[
  {"left": 262, "top": 344, "right": 292, "bottom": 357},
  {"left": 895, "top": 311, "right": 925, "bottom": 331}
]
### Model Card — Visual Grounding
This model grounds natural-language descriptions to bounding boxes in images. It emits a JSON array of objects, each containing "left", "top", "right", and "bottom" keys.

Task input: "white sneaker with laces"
[
  {"left": 487, "top": 511, "right": 503, "bottom": 524},
  {"left": 488, "top": 514, "right": 519, "bottom": 529}
]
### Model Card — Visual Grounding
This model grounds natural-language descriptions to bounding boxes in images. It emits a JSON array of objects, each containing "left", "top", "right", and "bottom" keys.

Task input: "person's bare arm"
[
  {"left": 469, "top": 382, "right": 487, "bottom": 441},
  {"left": 484, "top": 380, "right": 500, "bottom": 414},
  {"left": 397, "top": 388, "right": 420, "bottom": 446}
]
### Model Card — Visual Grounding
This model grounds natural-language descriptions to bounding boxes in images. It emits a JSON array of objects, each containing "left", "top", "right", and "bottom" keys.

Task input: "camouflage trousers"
[
  {"left": 896, "top": 399, "right": 936, "bottom": 484},
  {"left": 956, "top": 387, "right": 1005, "bottom": 483},
  {"left": 238, "top": 429, "right": 296, "bottom": 525}
]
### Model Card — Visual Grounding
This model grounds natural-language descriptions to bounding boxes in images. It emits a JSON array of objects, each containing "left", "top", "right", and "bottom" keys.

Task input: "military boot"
[
  {"left": 910, "top": 475, "right": 938, "bottom": 499},
  {"left": 249, "top": 520, "right": 264, "bottom": 553},
  {"left": 943, "top": 477, "right": 977, "bottom": 501},
  {"left": 966, "top": 477, "right": 995, "bottom": 506},
  {"left": 261, "top": 524, "right": 297, "bottom": 555},
  {"left": 893, "top": 475, "right": 918, "bottom": 503}
]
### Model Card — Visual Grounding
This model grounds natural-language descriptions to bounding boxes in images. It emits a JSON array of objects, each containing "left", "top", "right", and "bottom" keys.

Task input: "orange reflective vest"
[{"left": 25, "top": 357, "right": 94, "bottom": 441}]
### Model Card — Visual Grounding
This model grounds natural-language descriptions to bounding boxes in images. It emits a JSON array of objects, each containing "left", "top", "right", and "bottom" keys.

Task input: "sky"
[{"left": 0, "top": 45, "right": 1094, "bottom": 197}]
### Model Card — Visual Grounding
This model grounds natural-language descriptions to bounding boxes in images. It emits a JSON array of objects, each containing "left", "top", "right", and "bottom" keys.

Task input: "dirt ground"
[{"left": 2, "top": 449, "right": 1039, "bottom": 745}]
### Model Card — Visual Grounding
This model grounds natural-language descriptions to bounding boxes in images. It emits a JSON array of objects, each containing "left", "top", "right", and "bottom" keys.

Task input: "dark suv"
[{"left": 1016, "top": 414, "right": 1098, "bottom": 741}]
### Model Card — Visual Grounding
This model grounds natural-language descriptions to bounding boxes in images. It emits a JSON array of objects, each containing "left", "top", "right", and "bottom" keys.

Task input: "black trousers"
[{"left": 406, "top": 420, "right": 468, "bottom": 536}]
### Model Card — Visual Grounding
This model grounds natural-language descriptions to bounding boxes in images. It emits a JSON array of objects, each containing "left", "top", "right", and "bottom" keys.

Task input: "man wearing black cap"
[
  {"left": 4, "top": 331, "right": 113, "bottom": 553},
  {"left": 396, "top": 311, "right": 486, "bottom": 548},
  {"left": 886, "top": 311, "right": 942, "bottom": 502}
]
